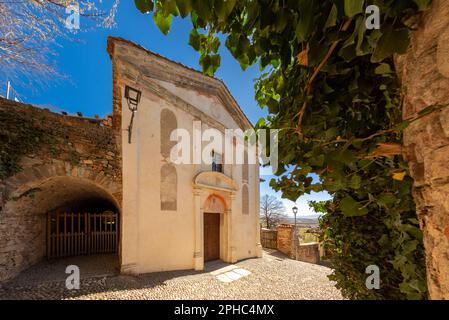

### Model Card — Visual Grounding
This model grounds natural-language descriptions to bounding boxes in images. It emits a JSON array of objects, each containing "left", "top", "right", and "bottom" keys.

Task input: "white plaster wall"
[
  {"left": 156, "top": 80, "right": 239, "bottom": 130},
  {"left": 120, "top": 81, "right": 260, "bottom": 274}
]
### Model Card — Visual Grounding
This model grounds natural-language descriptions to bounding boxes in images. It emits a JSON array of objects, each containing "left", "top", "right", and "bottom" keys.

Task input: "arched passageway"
[{"left": 0, "top": 175, "right": 121, "bottom": 282}]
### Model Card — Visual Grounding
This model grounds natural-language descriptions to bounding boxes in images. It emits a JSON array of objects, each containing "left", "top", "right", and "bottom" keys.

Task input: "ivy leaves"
[
  {"left": 344, "top": 0, "right": 365, "bottom": 17},
  {"left": 340, "top": 196, "right": 368, "bottom": 217},
  {"left": 135, "top": 0, "right": 176, "bottom": 35},
  {"left": 176, "top": 0, "right": 192, "bottom": 18},
  {"left": 189, "top": 29, "right": 221, "bottom": 76},
  {"left": 135, "top": 0, "right": 153, "bottom": 13},
  {"left": 295, "top": 0, "right": 315, "bottom": 42},
  {"left": 153, "top": 8, "right": 172, "bottom": 35},
  {"left": 135, "top": 0, "right": 417, "bottom": 76},
  {"left": 135, "top": 0, "right": 429, "bottom": 300},
  {"left": 215, "top": 0, "right": 237, "bottom": 23},
  {"left": 371, "top": 28, "right": 410, "bottom": 62}
]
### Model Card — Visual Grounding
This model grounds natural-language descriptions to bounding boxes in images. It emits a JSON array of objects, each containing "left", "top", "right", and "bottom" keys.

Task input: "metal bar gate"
[{"left": 47, "top": 212, "right": 118, "bottom": 259}]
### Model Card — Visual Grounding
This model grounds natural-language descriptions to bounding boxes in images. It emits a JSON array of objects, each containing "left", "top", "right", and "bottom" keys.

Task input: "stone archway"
[{"left": 0, "top": 164, "right": 121, "bottom": 283}]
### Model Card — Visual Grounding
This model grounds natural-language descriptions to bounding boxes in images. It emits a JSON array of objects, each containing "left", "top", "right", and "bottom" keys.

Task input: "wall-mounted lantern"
[{"left": 124, "top": 85, "right": 141, "bottom": 144}]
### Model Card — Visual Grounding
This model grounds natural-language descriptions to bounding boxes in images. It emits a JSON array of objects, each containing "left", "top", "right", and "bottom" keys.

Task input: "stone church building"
[{"left": 0, "top": 37, "right": 261, "bottom": 282}]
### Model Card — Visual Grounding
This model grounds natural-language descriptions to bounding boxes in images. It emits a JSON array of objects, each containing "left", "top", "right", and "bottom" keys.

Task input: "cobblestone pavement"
[{"left": 0, "top": 250, "right": 343, "bottom": 300}]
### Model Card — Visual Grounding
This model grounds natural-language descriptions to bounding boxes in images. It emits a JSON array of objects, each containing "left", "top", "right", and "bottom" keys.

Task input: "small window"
[{"left": 212, "top": 150, "right": 223, "bottom": 173}]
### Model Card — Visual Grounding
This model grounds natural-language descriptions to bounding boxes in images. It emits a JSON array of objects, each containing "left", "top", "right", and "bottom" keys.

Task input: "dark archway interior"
[
  {"left": 4, "top": 176, "right": 120, "bottom": 263},
  {"left": 10, "top": 176, "right": 119, "bottom": 216},
  {"left": 50, "top": 195, "right": 118, "bottom": 214},
  {"left": 0, "top": 176, "right": 120, "bottom": 278}
]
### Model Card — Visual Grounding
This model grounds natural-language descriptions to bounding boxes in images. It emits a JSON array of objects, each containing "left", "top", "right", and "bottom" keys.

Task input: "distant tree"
[
  {"left": 260, "top": 194, "right": 286, "bottom": 229},
  {"left": 0, "top": 1, "right": 119, "bottom": 86}
]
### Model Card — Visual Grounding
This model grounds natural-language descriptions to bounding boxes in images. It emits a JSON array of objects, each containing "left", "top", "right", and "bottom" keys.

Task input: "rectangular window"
[{"left": 212, "top": 150, "right": 223, "bottom": 173}]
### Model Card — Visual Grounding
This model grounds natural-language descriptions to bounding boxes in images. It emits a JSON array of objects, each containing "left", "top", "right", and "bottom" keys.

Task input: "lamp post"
[{"left": 292, "top": 206, "right": 298, "bottom": 228}]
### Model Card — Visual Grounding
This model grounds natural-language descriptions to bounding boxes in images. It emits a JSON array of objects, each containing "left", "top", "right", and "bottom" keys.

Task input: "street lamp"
[
  {"left": 124, "top": 85, "right": 142, "bottom": 144},
  {"left": 292, "top": 206, "right": 298, "bottom": 228}
]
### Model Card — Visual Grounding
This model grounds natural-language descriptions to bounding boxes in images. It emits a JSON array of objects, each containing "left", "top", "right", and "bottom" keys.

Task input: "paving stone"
[{"left": 0, "top": 250, "right": 343, "bottom": 300}]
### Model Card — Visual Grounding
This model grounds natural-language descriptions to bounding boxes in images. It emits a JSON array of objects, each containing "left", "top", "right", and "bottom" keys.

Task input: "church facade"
[{"left": 107, "top": 37, "right": 262, "bottom": 274}]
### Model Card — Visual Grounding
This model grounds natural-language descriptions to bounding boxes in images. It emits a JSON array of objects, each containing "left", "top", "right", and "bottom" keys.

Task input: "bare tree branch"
[
  {"left": 260, "top": 194, "right": 287, "bottom": 229},
  {"left": 0, "top": 0, "right": 119, "bottom": 89}
]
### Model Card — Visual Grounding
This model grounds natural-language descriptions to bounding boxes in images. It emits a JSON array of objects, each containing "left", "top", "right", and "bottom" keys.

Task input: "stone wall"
[
  {"left": 274, "top": 224, "right": 321, "bottom": 265},
  {"left": 0, "top": 97, "right": 121, "bottom": 283},
  {"left": 294, "top": 243, "right": 320, "bottom": 264},
  {"left": 395, "top": 0, "right": 449, "bottom": 299},
  {"left": 276, "top": 224, "right": 293, "bottom": 257}
]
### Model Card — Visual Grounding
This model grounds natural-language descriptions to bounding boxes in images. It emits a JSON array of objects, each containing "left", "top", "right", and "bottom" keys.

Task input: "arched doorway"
[
  {"left": 0, "top": 174, "right": 121, "bottom": 282},
  {"left": 193, "top": 171, "right": 239, "bottom": 270},
  {"left": 203, "top": 194, "right": 226, "bottom": 263},
  {"left": 43, "top": 177, "right": 120, "bottom": 259}
]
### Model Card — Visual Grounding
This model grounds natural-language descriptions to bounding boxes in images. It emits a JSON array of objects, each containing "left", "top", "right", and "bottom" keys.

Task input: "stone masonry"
[
  {"left": 395, "top": 0, "right": 449, "bottom": 299},
  {"left": 274, "top": 224, "right": 320, "bottom": 264},
  {"left": 0, "top": 97, "right": 121, "bottom": 283},
  {"left": 276, "top": 224, "right": 293, "bottom": 257}
]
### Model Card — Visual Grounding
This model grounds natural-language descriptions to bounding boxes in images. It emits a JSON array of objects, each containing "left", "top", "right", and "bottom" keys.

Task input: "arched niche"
[
  {"left": 160, "top": 163, "right": 177, "bottom": 211},
  {"left": 160, "top": 108, "right": 177, "bottom": 159},
  {"left": 204, "top": 194, "right": 226, "bottom": 213},
  {"left": 242, "top": 184, "right": 249, "bottom": 215},
  {"left": 242, "top": 149, "right": 249, "bottom": 182}
]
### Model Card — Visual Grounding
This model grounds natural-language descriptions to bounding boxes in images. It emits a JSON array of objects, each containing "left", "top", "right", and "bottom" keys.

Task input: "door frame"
[
  {"left": 193, "top": 172, "right": 240, "bottom": 271},
  {"left": 193, "top": 190, "right": 235, "bottom": 270}
]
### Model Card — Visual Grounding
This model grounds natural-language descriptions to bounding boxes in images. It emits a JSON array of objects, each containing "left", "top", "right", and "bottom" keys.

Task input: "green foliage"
[
  {"left": 319, "top": 193, "right": 427, "bottom": 299},
  {"left": 136, "top": 0, "right": 430, "bottom": 299},
  {"left": 298, "top": 227, "right": 320, "bottom": 244},
  {"left": 0, "top": 108, "right": 55, "bottom": 180},
  {"left": 308, "top": 200, "right": 329, "bottom": 214}
]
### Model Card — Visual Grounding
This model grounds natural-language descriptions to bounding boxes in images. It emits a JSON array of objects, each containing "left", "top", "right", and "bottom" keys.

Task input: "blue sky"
[{"left": 7, "top": 1, "right": 330, "bottom": 217}]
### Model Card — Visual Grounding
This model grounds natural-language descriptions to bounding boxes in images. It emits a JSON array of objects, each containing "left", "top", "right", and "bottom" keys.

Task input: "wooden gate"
[
  {"left": 261, "top": 229, "right": 277, "bottom": 249},
  {"left": 47, "top": 212, "right": 118, "bottom": 259}
]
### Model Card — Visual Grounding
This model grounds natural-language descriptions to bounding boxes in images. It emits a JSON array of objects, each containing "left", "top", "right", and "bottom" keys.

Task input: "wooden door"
[{"left": 204, "top": 212, "right": 220, "bottom": 262}]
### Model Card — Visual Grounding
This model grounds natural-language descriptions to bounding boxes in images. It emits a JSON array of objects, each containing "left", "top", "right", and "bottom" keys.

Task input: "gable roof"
[{"left": 107, "top": 36, "right": 253, "bottom": 130}]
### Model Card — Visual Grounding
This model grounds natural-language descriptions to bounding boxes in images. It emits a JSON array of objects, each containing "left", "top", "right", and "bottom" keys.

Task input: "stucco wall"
[{"left": 109, "top": 37, "right": 261, "bottom": 274}]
